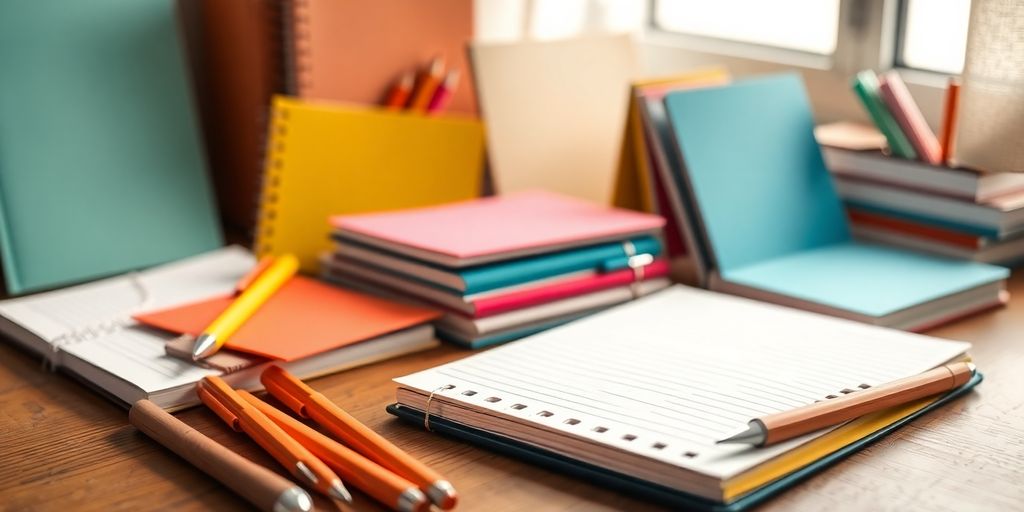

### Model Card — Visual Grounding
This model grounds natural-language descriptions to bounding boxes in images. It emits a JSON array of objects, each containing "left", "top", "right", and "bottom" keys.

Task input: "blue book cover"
[{"left": 662, "top": 74, "right": 1007, "bottom": 319}]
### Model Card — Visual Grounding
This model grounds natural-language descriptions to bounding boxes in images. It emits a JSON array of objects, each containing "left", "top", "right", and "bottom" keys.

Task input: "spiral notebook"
[
  {"left": 391, "top": 286, "right": 976, "bottom": 509},
  {"left": 0, "top": 247, "right": 438, "bottom": 411},
  {"left": 255, "top": 96, "right": 484, "bottom": 271}
]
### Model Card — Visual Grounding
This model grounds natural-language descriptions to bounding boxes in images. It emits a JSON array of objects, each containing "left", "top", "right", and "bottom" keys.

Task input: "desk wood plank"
[{"left": 2, "top": 275, "right": 1023, "bottom": 511}]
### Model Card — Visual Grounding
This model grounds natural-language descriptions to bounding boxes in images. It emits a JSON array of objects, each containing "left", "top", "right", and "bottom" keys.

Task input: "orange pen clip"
[
  {"left": 239, "top": 390, "right": 430, "bottom": 512},
  {"left": 261, "top": 366, "right": 458, "bottom": 510},
  {"left": 196, "top": 376, "right": 353, "bottom": 503}
]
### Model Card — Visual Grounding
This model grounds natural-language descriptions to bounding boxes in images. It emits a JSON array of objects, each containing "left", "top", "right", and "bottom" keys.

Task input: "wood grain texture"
[{"left": 2, "top": 275, "right": 1024, "bottom": 511}]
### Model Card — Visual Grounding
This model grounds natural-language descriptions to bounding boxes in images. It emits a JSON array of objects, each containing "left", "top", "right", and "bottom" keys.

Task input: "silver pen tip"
[
  {"left": 716, "top": 421, "right": 766, "bottom": 446},
  {"left": 273, "top": 486, "right": 313, "bottom": 512},
  {"left": 294, "top": 461, "right": 318, "bottom": 485},
  {"left": 191, "top": 333, "right": 218, "bottom": 360},
  {"left": 397, "top": 487, "right": 428, "bottom": 512},
  {"left": 426, "top": 480, "right": 458, "bottom": 509},
  {"left": 328, "top": 479, "right": 353, "bottom": 503}
]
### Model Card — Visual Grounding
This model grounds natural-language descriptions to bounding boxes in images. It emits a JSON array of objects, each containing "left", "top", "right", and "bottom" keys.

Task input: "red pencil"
[
  {"left": 384, "top": 72, "right": 415, "bottom": 110},
  {"left": 426, "top": 70, "right": 460, "bottom": 115}
]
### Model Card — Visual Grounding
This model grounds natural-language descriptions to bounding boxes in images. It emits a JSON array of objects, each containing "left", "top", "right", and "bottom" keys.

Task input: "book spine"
[{"left": 851, "top": 71, "right": 917, "bottom": 160}]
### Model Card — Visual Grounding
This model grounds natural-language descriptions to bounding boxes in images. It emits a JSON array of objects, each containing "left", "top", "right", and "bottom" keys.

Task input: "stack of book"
[
  {"left": 322, "top": 191, "right": 672, "bottom": 348},
  {"left": 658, "top": 74, "right": 1008, "bottom": 331},
  {"left": 829, "top": 71, "right": 1024, "bottom": 266}
]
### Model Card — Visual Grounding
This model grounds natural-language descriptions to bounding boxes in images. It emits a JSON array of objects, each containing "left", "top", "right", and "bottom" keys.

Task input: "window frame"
[{"left": 642, "top": 0, "right": 958, "bottom": 127}]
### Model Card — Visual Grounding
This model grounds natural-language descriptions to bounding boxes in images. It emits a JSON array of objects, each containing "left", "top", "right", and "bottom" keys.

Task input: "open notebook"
[
  {"left": 391, "top": 286, "right": 975, "bottom": 509},
  {"left": 0, "top": 247, "right": 437, "bottom": 411}
]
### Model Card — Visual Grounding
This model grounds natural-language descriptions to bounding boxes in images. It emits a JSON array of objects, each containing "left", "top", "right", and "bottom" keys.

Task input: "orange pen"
[
  {"left": 384, "top": 71, "right": 415, "bottom": 110},
  {"left": 938, "top": 77, "right": 961, "bottom": 165},
  {"left": 239, "top": 390, "right": 430, "bottom": 512},
  {"left": 406, "top": 57, "right": 445, "bottom": 113},
  {"left": 196, "top": 376, "right": 352, "bottom": 503},
  {"left": 261, "top": 366, "right": 458, "bottom": 509}
]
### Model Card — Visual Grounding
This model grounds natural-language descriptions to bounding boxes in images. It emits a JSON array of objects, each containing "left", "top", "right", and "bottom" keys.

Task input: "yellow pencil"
[{"left": 191, "top": 253, "right": 299, "bottom": 360}]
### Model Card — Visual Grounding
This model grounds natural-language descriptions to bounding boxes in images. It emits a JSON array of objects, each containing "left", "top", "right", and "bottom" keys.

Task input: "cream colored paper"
[
  {"left": 471, "top": 35, "right": 638, "bottom": 203},
  {"left": 395, "top": 285, "right": 969, "bottom": 488}
]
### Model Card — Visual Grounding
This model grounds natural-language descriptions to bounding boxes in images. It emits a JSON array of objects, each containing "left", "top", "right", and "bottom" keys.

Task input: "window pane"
[
  {"left": 901, "top": 0, "right": 971, "bottom": 73},
  {"left": 654, "top": 0, "right": 840, "bottom": 55}
]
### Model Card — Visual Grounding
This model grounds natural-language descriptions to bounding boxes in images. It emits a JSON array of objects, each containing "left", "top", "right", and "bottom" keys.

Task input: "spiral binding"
[
  {"left": 422, "top": 383, "right": 703, "bottom": 460},
  {"left": 423, "top": 384, "right": 455, "bottom": 431},
  {"left": 43, "top": 273, "right": 152, "bottom": 371},
  {"left": 255, "top": 100, "right": 290, "bottom": 258},
  {"left": 285, "top": 0, "right": 313, "bottom": 96}
]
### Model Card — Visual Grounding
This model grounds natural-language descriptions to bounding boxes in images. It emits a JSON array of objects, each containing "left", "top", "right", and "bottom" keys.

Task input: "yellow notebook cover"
[
  {"left": 612, "top": 68, "right": 731, "bottom": 212},
  {"left": 257, "top": 96, "right": 485, "bottom": 271}
]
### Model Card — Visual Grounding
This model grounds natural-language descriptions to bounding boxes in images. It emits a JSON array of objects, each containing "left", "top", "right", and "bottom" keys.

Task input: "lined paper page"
[
  {"left": 0, "top": 247, "right": 254, "bottom": 392},
  {"left": 0, "top": 246, "right": 253, "bottom": 342},
  {"left": 395, "top": 285, "right": 970, "bottom": 480}
]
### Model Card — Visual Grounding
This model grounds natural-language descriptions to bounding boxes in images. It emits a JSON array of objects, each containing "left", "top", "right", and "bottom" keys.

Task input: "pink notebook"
[
  {"left": 879, "top": 72, "right": 942, "bottom": 165},
  {"left": 331, "top": 191, "right": 665, "bottom": 267}
]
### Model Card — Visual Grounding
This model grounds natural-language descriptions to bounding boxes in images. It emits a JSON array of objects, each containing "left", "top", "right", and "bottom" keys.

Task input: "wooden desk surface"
[{"left": 2, "top": 276, "right": 1023, "bottom": 511}]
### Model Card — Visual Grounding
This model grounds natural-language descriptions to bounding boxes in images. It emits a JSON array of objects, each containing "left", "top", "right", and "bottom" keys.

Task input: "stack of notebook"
[
  {"left": 659, "top": 73, "right": 1009, "bottom": 330},
  {"left": 389, "top": 285, "right": 980, "bottom": 511},
  {"left": 322, "top": 191, "right": 671, "bottom": 348},
  {"left": 826, "top": 71, "right": 1024, "bottom": 265}
]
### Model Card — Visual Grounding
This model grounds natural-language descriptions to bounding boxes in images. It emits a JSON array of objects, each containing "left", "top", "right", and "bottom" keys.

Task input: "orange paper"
[{"left": 134, "top": 277, "right": 439, "bottom": 361}]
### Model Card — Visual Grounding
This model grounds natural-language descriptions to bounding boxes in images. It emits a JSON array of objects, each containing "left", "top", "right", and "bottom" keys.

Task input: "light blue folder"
[
  {"left": 663, "top": 74, "right": 1007, "bottom": 321},
  {"left": 0, "top": 0, "right": 222, "bottom": 293}
]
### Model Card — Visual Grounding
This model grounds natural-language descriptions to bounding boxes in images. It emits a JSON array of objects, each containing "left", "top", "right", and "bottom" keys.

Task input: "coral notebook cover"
[
  {"left": 288, "top": 0, "right": 476, "bottom": 114},
  {"left": 331, "top": 191, "right": 666, "bottom": 267},
  {"left": 133, "top": 276, "right": 439, "bottom": 361}
]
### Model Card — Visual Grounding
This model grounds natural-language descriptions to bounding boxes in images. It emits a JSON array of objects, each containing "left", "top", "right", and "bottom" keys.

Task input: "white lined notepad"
[
  {"left": 394, "top": 285, "right": 970, "bottom": 500},
  {"left": 0, "top": 248, "right": 253, "bottom": 405},
  {"left": 0, "top": 246, "right": 440, "bottom": 410}
]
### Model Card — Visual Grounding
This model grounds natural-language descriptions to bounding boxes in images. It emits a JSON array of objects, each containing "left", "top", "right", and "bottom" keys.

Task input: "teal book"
[
  {"left": 0, "top": 0, "right": 223, "bottom": 293},
  {"left": 663, "top": 74, "right": 1007, "bottom": 329},
  {"left": 852, "top": 70, "right": 917, "bottom": 160}
]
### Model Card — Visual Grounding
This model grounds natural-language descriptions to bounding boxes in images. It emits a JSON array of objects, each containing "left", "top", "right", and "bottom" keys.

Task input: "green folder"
[
  {"left": 852, "top": 70, "right": 917, "bottom": 159},
  {"left": 0, "top": 0, "right": 223, "bottom": 293}
]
